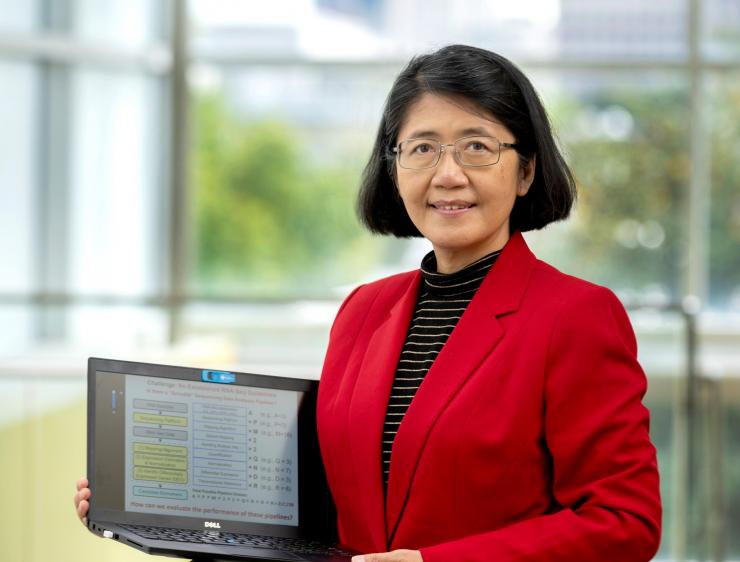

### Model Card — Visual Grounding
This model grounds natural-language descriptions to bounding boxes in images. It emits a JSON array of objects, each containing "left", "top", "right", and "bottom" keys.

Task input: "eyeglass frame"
[{"left": 391, "top": 135, "right": 519, "bottom": 170}]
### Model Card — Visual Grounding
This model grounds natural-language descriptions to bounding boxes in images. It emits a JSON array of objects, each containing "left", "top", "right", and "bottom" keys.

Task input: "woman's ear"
[{"left": 517, "top": 154, "right": 536, "bottom": 196}]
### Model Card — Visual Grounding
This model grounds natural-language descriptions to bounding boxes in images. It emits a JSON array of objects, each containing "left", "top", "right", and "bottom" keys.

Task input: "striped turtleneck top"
[{"left": 381, "top": 248, "right": 501, "bottom": 489}]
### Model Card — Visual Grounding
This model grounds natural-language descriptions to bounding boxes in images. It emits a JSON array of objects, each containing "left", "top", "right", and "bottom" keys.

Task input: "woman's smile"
[{"left": 428, "top": 199, "right": 476, "bottom": 215}]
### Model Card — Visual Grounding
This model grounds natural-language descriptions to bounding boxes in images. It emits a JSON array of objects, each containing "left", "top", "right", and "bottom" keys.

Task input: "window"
[{"left": 1, "top": 1, "right": 738, "bottom": 559}]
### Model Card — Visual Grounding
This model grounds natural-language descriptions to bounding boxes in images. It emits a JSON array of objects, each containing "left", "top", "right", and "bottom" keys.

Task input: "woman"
[
  {"left": 76, "top": 44, "right": 661, "bottom": 561},
  {"left": 314, "top": 45, "right": 660, "bottom": 561}
]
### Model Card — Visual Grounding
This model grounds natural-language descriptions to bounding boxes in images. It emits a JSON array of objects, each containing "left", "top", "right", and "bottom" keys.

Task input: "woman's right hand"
[{"left": 74, "top": 477, "right": 91, "bottom": 525}]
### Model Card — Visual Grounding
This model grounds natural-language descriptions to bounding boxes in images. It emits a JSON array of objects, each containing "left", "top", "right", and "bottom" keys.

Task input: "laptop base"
[
  {"left": 190, "top": 557, "right": 246, "bottom": 562},
  {"left": 188, "top": 555, "right": 303, "bottom": 561}
]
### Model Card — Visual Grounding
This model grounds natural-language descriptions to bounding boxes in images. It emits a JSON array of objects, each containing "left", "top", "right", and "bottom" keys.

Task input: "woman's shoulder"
[
  {"left": 331, "top": 269, "right": 419, "bottom": 325},
  {"left": 521, "top": 258, "right": 638, "bottom": 355},
  {"left": 529, "top": 257, "right": 626, "bottom": 312}
]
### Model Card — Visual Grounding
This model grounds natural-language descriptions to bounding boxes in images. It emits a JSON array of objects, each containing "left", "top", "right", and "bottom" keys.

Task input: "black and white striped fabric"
[{"left": 381, "top": 249, "right": 501, "bottom": 489}]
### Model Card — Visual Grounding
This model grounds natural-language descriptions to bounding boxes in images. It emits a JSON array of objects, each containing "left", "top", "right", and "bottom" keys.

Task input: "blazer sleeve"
[{"left": 419, "top": 285, "right": 662, "bottom": 562}]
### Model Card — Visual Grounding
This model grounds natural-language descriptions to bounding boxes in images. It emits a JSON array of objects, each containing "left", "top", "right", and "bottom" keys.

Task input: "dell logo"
[{"left": 204, "top": 521, "right": 221, "bottom": 529}]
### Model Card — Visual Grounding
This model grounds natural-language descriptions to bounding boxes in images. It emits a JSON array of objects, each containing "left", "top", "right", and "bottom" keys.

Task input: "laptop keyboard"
[{"left": 120, "top": 524, "right": 351, "bottom": 557}]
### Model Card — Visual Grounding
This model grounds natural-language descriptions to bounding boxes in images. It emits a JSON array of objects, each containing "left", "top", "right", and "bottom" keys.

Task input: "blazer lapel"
[
  {"left": 347, "top": 270, "right": 421, "bottom": 551},
  {"left": 385, "top": 231, "right": 537, "bottom": 543}
]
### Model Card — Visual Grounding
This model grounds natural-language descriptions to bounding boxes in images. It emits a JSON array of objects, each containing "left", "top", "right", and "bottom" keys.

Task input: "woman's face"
[{"left": 394, "top": 93, "right": 535, "bottom": 273}]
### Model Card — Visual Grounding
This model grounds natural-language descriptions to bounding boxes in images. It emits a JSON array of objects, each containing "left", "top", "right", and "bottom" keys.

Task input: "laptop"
[{"left": 87, "top": 357, "right": 354, "bottom": 561}]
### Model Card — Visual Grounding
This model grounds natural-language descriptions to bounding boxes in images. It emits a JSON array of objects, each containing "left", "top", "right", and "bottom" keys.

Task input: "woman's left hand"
[{"left": 351, "top": 550, "right": 423, "bottom": 562}]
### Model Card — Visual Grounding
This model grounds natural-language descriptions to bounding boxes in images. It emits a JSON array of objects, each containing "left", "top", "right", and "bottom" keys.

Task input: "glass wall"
[
  {"left": 1, "top": 1, "right": 739, "bottom": 561},
  {"left": 0, "top": 3, "right": 174, "bottom": 560}
]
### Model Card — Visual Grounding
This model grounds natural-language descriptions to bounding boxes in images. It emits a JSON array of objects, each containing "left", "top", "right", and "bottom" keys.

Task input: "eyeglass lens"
[{"left": 399, "top": 136, "right": 501, "bottom": 169}]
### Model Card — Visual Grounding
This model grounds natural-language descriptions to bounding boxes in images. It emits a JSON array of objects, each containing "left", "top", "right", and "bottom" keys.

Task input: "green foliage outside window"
[
  {"left": 709, "top": 80, "right": 740, "bottom": 302},
  {"left": 192, "top": 95, "right": 376, "bottom": 297},
  {"left": 546, "top": 88, "right": 689, "bottom": 300},
  {"left": 540, "top": 85, "right": 740, "bottom": 306}
]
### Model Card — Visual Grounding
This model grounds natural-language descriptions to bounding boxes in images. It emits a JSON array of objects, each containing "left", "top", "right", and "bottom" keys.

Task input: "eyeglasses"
[{"left": 392, "top": 135, "right": 518, "bottom": 170}]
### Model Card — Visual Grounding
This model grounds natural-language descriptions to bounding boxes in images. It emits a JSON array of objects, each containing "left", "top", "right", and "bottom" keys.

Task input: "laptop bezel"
[{"left": 87, "top": 357, "right": 337, "bottom": 542}]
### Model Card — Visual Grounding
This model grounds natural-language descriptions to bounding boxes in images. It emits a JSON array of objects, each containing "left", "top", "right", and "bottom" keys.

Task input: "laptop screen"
[{"left": 88, "top": 358, "right": 335, "bottom": 539}]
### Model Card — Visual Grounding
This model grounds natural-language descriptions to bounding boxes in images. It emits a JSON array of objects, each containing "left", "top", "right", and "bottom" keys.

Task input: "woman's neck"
[{"left": 432, "top": 236, "right": 509, "bottom": 274}]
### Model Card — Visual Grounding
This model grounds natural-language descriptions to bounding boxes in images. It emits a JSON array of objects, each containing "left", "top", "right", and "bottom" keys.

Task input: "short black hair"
[{"left": 357, "top": 44, "right": 576, "bottom": 236}]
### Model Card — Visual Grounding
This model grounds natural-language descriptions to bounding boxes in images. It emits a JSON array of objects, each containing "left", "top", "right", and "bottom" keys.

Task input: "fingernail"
[{"left": 351, "top": 557, "right": 365, "bottom": 562}]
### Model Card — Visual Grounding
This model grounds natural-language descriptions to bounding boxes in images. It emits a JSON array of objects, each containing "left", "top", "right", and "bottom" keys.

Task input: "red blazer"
[{"left": 317, "top": 231, "right": 661, "bottom": 561}]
